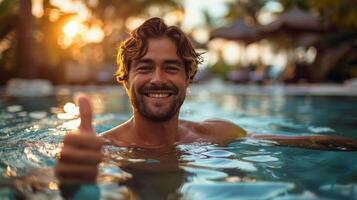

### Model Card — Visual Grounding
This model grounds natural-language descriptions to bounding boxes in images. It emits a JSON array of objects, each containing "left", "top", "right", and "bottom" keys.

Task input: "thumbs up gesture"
[{"left": 55, "top": 96, "right": 104, "bottom": 185}]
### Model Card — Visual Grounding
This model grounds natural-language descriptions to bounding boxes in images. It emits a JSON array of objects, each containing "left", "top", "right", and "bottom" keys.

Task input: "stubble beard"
[{"left": 129, "top": 84, "right": 186, "bottom": 122}]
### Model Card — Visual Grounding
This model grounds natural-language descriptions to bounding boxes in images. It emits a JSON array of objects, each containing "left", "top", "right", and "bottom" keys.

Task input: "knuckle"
[
  {"left": 63, "top": 132, "right": 78, "bottom": 143},
  {"left": 59, "top": 147, "right": 73, "bottom": 160}
]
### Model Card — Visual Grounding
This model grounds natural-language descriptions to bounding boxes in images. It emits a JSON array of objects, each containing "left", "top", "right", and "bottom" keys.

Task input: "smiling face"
[{"left": 124, "top": 37, "right": 188, "bottom": 122}]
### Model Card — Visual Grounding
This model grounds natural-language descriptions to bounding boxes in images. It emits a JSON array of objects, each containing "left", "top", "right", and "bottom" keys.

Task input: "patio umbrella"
[
  {"left": 188, "top": 35, "right": 207, "bottom": 49},
  {"left": 259, "top": 6, "right": 327, "bottom": 34},
  {"left": 209, "top": 19, "right": 262, "bottom": 44}
]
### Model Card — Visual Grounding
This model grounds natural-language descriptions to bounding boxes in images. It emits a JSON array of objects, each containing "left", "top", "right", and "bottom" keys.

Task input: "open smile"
[{"left": 143, "top": 91, "right": 175, "bottom": 98}]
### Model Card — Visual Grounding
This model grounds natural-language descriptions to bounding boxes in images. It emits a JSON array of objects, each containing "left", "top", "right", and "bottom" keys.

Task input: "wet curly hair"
[{"left": 115, "top": 17, "right": 203, "bottom": 84}]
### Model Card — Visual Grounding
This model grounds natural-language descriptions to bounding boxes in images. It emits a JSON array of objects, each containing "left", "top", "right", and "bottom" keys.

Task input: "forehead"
[{"left": 142, "top": 37, "right": 180, "bottom": 60}]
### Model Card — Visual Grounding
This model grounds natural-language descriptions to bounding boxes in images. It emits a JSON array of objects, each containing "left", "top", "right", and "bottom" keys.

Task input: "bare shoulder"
[
  {"left": 100, "top": 124, "right": 123, "bottom": 138},
  {"left": 99, "top": 122, "right": 131, "bottom": 146},
  {"left": 202, "top": 119, "right": 247, "bottom": 138},
  {"left": 180, "top": 119, "right": 247, "bottom": 143}
]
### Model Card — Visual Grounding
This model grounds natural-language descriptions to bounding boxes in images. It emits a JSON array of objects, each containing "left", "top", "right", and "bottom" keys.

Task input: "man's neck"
[{"left": 128, "top": 112, "right": 180, "bottom": 148}]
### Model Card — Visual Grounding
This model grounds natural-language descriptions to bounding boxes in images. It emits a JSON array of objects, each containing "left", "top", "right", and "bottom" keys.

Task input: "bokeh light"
[{"left": 63, "top": 20, "right": 81, "bottom": 38}]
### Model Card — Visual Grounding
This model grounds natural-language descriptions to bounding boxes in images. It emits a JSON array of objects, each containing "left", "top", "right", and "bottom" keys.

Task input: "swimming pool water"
[{"left": 0, "top": 85, "right": 356, "bottom": 199}]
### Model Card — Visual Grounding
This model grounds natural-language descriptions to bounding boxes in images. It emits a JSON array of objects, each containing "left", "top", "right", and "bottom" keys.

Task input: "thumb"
[{"left": 77, "top": 95, "right": 95, "bottom": 134}]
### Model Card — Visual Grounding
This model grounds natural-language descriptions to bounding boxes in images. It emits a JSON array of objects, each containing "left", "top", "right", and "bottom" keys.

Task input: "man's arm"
[
  {"left": 203, "top": 119, "right": 357, "bottom": 151},
  {"left": 248, "top": 134, "right": 357, "bottom": 151}
]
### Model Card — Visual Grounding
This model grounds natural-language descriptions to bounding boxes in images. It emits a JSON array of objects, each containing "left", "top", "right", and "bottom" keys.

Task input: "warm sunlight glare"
[
  {"left": 63, "top": 102, "right": 79, "bottom": 115},
  {"left": 60, "top": 119, "right": 81, "bottom": 129},
  {"left": 57, "top": 102, "right": 79, "bottom": 120},
  {"left": 83, "top": 25, "right": 105, "bottom": 43},
  {"left": 32, "top": 0, "right": 44, "bottom": 18},
  {"left": 51, "top": 0, "right": 90, "bottom": 21},
  {"left": 125, "top": 17, "right": 145, "bottom": 31},
  {"left": 64, "top": 20, "right": 81, "bottom": 38},
  {"left": 57, "top": 113, "right": 75, "bottom": 120}
]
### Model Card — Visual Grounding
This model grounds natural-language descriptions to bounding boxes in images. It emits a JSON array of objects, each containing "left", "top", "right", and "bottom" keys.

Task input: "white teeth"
[{"left": 148, "top": 93, "right": 170, "bottom": 98}]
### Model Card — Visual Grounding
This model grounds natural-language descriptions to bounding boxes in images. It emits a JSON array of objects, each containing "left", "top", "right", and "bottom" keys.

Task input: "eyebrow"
[
  {"left": 135, "top": 59, "right": 154, "bottom": 65},
  {"left": 163, "top": 59, "right": 184, "bottom": 66},
  {"left": 134, "top": 58, "right": 184, "bottom": 67}
]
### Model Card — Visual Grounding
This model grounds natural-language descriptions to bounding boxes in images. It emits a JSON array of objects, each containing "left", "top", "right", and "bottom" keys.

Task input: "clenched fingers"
[
  {"left": 63, "top": 132, "right": 103, "bottom": 150},
  {"left": 59, "top": 146, "right": 103, "bottom": 165}
]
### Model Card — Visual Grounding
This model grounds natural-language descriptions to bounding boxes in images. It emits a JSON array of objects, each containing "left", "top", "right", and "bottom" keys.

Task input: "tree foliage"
[{"left": 0, "top": 0, "right": 181, "bottom": 84}]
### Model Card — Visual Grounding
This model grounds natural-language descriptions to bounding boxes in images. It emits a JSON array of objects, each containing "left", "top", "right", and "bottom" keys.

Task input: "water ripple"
[
  {"left": 201, "top": 150, "right": 236, "bottom": 158},
  {"left": 181, "top": 182, "right": 295, "bottom": 200},
  {"left": 243, "top": 155, "right": 279, "bottom": 162},
  {"left": 187, "top": 158, "right": 257, "bottom": 172},
  {"left": 181, "top": 166, "right": 228, "bottom": 180}
]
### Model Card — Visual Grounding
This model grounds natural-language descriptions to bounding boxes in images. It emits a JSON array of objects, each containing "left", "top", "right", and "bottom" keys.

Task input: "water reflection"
[
  {"left": 181, "top": 182, "right": 294, "bottom": 200},
  {"left": 59, "top": 119, "right": 81, "bottom": 130},
  {"left": 96, "top": 143, "right": 261, "bottom": 199},
  {"left": 7, "top": 105, "right": 23, "bottom": 113},
  {"left": 29, "top": 111, "right": 47, "bottom": 119},
  {"left": 242, "top": 155, "right": 279, "bottom": 162},
  {"left": 104, "top": 146, "right": 186, "bottom": 200},
  {"left": 187, "top": 157, "right": 257, "bottom": 172},
  {"left": 63, "top": 102, "right": 79, "bottom": 116}
]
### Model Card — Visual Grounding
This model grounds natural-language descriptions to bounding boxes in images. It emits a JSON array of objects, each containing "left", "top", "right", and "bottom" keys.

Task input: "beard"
[{"left": 129, "top": 83, "right": 186, "bottom": 122}]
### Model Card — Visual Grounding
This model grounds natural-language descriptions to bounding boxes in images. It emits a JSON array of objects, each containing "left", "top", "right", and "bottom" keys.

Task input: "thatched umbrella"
[
  {"left": 259, "top": 6, "right": 327, "bottom": 34},
  {"left": 209, "top": 19, "right": 262, "bottom": 44},
  {"left": 188, "top": 35, "right": 207, "bottom": 49}
]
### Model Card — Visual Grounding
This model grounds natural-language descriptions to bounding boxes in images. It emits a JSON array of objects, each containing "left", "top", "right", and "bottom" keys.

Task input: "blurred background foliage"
[{"left": 0, "top": 0, "right": 356, "bottom": 85}]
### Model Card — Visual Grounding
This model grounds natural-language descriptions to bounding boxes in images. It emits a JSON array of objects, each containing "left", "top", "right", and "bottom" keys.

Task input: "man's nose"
[{"left": 150, "top": 67, "right": 165, "bottom": 84}]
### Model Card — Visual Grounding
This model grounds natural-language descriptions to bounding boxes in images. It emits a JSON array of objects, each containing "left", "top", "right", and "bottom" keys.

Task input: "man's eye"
[
  {"left": 165, "top": 66, "right": 180, "bottom": 72},
  {"left": 137, "top": 66, "right": 152, "bottom": 72}
]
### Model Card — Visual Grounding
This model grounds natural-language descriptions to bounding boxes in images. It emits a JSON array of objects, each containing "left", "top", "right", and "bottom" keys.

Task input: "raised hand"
[{"left": 55, "top": 95, "right": 104, "bottom": 185}]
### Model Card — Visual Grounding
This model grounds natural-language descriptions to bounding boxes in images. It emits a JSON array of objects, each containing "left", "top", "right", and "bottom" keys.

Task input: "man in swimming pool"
[{"left": 55, "top": 17, "right": 357, "bottom": 184}]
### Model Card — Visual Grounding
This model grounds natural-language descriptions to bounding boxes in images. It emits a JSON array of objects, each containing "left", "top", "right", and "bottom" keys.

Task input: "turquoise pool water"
[{"left": 0, "top": 85, "right": 356, "bottom": 199}]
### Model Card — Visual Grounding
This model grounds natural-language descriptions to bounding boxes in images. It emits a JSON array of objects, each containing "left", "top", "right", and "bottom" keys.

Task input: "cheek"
[
  {"left": 179, "top": 81, "right": 188, "bottom": 96},
  {"left": 126, "top": 75, "right": 144, "bottom": 89},
  {"left": 177, "top": 76, "right": 188, "bottom": 94}
]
